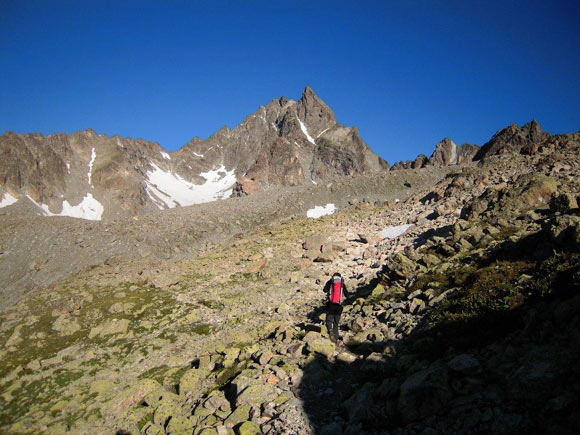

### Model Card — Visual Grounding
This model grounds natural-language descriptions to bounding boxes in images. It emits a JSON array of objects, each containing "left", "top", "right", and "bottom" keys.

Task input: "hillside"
[{"left": 1, "top": 129, "right": 579, "bottom": 433}]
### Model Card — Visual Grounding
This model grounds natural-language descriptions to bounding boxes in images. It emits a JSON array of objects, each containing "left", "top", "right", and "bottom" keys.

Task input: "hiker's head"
[{"left": 333, "top": 272, "right": 342, "bottom": 278}]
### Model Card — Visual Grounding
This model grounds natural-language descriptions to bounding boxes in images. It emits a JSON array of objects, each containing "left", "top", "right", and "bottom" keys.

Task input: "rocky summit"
[
  {"left": 0, "top": 87, "right": 388, "bottom": 221},
  {"left": 0, "top": 115, "right": 579, "bottom": 435}
]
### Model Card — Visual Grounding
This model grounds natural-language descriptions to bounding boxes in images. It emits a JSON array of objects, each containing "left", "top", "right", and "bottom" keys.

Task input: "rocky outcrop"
[
  {"left": 427, "top": 138, "right": 459, "bottom": 166},
  {"left": 392, "top": 139, "right": 479, "bottom": 170},
  {"left": 456, "top": 143, "right": 479, "bottom": 164},
  {"left": 474, "top": 119, "right": 550, "bottom": 160}
]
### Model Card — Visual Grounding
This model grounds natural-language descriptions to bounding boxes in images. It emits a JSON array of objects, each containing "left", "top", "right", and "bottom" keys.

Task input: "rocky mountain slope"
[
  {"left": 1, "top": 125, "right": 579, "bottom": 434},
  {"left": 0, "top": 87, "right": 388, "bottom": 221}
]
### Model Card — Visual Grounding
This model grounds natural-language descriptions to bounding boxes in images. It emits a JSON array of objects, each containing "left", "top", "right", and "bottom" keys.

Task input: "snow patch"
[
  {"left": 192, "top": 151, "right": 204, "bottom": 158},
  {"left": 0, "top": 192, "right": 18, "bottom": 208},
  {"left": 317, "top": 127, "right": 330, "bottom": 138},
  {"left": 88, "top": 148, "right": 96, "bottom": 185},
  {"left": 66, "top": 162, "right": 71, "bottom": 173},
  {"left": 26, "top": 194, "right": 104, "bottom": 220},
  {"left": 297, "top": 117, "right": 315, "bottom": 145},
  {"left": 60, "top": 194, "right": 104, "bottom": 220},
  {"left": 378, "top": 224, "right": 413, "bottom": 239},
  {"left": 307, "top": 203, "right": 336, "bottom": 218},
  {"left": 145, "top": 163, "right": 236, "bottom": 208},
  {"left": 161, "top": 151, "right": 171, "bottom": 160}
]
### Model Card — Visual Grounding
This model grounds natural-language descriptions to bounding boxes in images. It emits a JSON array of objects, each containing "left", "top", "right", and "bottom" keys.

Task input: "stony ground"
[
  {"left": 1, "top": 143, "right": 580, "bottom": 434},
  {"left": 0, "top": 166, "right": 453, "bottom": 311}
]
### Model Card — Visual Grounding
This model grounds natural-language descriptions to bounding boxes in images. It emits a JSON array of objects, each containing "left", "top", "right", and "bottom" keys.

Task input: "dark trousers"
[{"left": 326, "top": 303, "right": 343, "bottom": 340}]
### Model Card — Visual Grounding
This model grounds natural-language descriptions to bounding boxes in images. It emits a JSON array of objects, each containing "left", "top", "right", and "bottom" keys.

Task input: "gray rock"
[
  {"left": 398, "top": 362, "right": 452, "bottom": 423},
  {"left": 448, "top": 354, "right": 481, "bottom": 375}
]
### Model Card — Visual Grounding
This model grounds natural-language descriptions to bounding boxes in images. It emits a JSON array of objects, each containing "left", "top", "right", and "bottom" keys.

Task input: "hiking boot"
[{"left": 329, "top": 335, "right": 336, "bottom": 343}]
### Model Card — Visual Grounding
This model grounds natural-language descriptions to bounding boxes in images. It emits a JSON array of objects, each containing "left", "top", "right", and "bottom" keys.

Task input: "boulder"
[
  {"left": 88, "top": 318, "right": 130, "bottom": 339},
  {"left": 237, "top": 421, "right": 261, "bottom": 435},
  {"left": 252, "top": 349, "right": 273, "bottom": 365},
  {"left": 165, "top": 415, "right": 195, "bottom": 434},
  {"left": 549, "top": 192, "right": 577, "bottom": 214},
  {"left": 343, "top": 382, "right": 383, "bottom": 423},
  {"left": 306, "top": 336, "right": 335, "bottom": 358},
  {"left": 230, "top": 177, "right": 262, "bottom": 197},
  {"left": 447, "top": 354, "right": 481, "bottom": 375},
  {"left": 388, "top": 253, "right": 418, "bottom": 280},
  {"left": 398, "top": 362, "right": 452, "bottom": 423},
  {"left": 370, "top": 284, "right": 387, "bottom": 299},
  {"left": 303, "top": 234, "right": 327, "bottom": 251},
  {"left": 52, "top": 315, "right": 81, "bottom": 335},
  {"left": 545, "top": 215, "right": 580, "bottom": 245},
  {"left": 314, "top": 252, "right": 337, "bottom": 263},
  {"left": 179, "top": 369, "right": 205, "bottom": 396},
  {"left": 224, "top": 403, "right": 251, "bottom": 427},
  {"left": 235, "top": 384, "right": 278, "bottom": 407},
  {"left": 409, "top": 298, "right": 425, "bottom": 314},
  {"left": 358, "top": 233, "right": 381, "bottom": 244},
  {"left": 223, "top": 347, "right": 241, "bottom": 369}
]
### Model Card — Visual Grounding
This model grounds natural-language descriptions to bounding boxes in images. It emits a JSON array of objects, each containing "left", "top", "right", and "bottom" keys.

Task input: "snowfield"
[
  {"left": 145, "top": 163, "right": 236, "bottom": 208},
  {"left": 26, "top": 193, "right": 105, "bottom": 221},
  {"left": 378, "top": 224, "right": 413, "bottom": 239},
  {"left": 307, "top": 203, "right": 336, "bottom": 218}
]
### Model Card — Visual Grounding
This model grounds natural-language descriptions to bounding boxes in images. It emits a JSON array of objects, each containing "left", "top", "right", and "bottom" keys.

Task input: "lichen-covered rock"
[
  {"left": 223, "top": 347, "right": 241, "bottom": 369},
  {"left": 117, "top": 378, "right": 162, "bottom": 409},
  {"left": 179, "top": 369, "right": 203, "bottom": 396},
  {"left": 52, "top": 314, "right": 81, "bottom": 335},
  {"left": 224, "top": 403, "right": 251, "bottom": 427},
  {"left": 235, "top": 384, "right": 278, "bottom": 407},
  {"left": 237, "top": 420, "right": 261, "bottom": 435},
  {"left": 165, "top": 415, "right": 195, "bottom": 434},
  {"left": 88, "top": 318, "right": 130, "bottom": 339}
]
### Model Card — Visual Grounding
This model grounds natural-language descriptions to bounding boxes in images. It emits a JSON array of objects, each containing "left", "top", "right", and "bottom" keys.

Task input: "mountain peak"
[
  {"left": 296, "top": 86, "right": 336, "bottom": 133},
  {"left": 302, "top": 85, "right": 317, "bottom": 99}
]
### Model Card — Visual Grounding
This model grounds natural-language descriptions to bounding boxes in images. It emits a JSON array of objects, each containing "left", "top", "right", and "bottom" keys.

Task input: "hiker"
[{"left": 323, "top": 272, "right": 350, "bottom": 343}]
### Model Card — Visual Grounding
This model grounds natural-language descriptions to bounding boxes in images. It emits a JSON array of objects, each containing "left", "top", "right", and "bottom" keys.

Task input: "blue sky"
[{"left": 1, "top": 0, "right": 579, "bottom": 164}]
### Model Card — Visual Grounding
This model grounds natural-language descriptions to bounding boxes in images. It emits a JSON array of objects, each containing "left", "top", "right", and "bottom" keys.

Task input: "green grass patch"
[{"left": 191, "top": 323, "right": 213, "bottom": 335}]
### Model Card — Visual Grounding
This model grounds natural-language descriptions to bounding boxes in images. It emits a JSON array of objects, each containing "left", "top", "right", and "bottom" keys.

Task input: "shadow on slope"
[{"left": 297, "top": 230, "right": 580, "bottom": 434}]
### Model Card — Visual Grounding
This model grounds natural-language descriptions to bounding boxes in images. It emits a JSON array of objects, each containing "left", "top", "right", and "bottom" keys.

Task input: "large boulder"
[
  {"left": 235, "top": 384, "right": 278, "bottom": 407},
  {"left": 397, "top": 362, "right": 452, "bottom": 423}
]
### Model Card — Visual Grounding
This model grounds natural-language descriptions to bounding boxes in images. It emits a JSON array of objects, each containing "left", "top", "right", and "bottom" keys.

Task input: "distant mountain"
[{"left": 0, "top": 87, "right": 388, "bottom": 220}]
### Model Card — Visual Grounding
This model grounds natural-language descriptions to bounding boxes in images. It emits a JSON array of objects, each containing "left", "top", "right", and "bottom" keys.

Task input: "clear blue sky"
[{"left": 1, "top": 0, "right": 579, "bottom": 164}]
